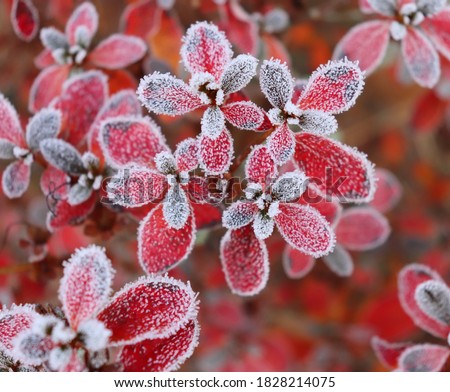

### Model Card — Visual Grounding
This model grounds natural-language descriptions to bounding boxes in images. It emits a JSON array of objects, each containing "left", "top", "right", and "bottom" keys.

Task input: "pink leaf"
[
  {"left": 65, "top": 2, "right": 98, "bottom": 46},
  {"left": 401, "top": 28, "right": 440, "bottom": 88},
  {"left": 100, "top": 117, "right": 168, "bottom": 169},
  {"left": 53, "top": 71, "right": 108, "bottom": 146},
  {"left": 299, "top": 59, "right": 364, "bottom": 114},
  {"left": 323, "top": 244, "right": 354, "bottom": 277},
  {"left": 137, "top": 72, "right": 204, "bottom": 116},
  {"left": 220, "top": 225, "right": 269, "bottom": 296},
  {"left": 398, "top": 344, "right": 450, "bottom": 372},
  {"left": 274, "top": 203, "right": 335, "bottom": 257},
  {"left": 89, "top": 34, "right": 147, "bottom": 69},
  {"left": 181, "top": 21, "right": 232, "bottom": 81},
  {"left": 359, "top": 0, "right": 375, "bottom": 13},
  {"left": 29, "top": 65, "right": 70, "bottom": 113},
  {"left": 398, "top": 264, "right": 450, "bottom": 339},
  {"left": 333, "top": 21, "right": 391, "bottom": 75},
  {"left": 47, "top": 195, "right": 96, "bottom": 231},
  {"left": 267, "top": 122, "right": 295, "bottom": 164},
  {"left": 245, "top": 145, "right": 277, "bottom": 185},
  {"left": 88, "top": 89, "right": 142, "bottom": 154},
  {"left": 59, "top": 245, "right": 114, "bottom": 330},
  {"left": 0, "top": 305, "right": 37, "bottom": 354},
  {"left": 138, "top": 204, "right": 196, "bottom": 274},
  {"left": 0, "top": 93, "right": 24, "bottom": 146},
  {"left": 222, "top": 101, "right": 265, "bottom": 130},
  {"left": 97, "top": 275, "right": 199, "bottom": 346},
  {"left": 40, "top": 165, "right": 70, "bottom": 199},
  {"left": 222, "top": 201, "right": 258, "bottom": 230},
  {"left": 198, "top": 127, "right": 234, "bottom": 175},
  {"left": 335, "top": 207, "right": 390, "bottom": 251},
  {"left": 119, "top": 319, "right": 199, "bottom": 372},
  {"left": 371, "top": 336, "right": 412, "bottom": 369},
  {"left": 294, "top": 133, "right": 376, "bottom": 203},
  {"left": 175, "top": 138, "right": 199, "bottom": 172},
  {"left": 11, "top": 0, "right": 39, "bottom": 41},
  {"left": 421, "top": 7, "right": 450, "bottom": 62},
  {"left": 107, "top": 166, "right": 166, "bottom": 207},
  {"left": 370, "top": 168, "right": 402, "bottom": 213},
  {"left": 2, "top": 160, "right": 31, "bottom": 199},
  {"left": 282, "top": 246, "right": 315, "bottom": 279}
]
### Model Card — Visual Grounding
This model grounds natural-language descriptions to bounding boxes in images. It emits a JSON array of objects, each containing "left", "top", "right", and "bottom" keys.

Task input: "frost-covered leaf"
[
  {"left": 252, "top": 212, "right": 275, "bottom": 240},
  {"left": 370, "top": 168, "right": 402, "bottom": 213},
  {"left": 0, "top": 139, "right": 16, "bottom": 159},
  {"left": 271, "top": 171, "right": 307, "bottom": 202},
  {"left": 88, "top": 34, "right": 147, "bottom": 69},
  {"left": 40, "top": 166, "right": 70, "bottom": 199},
  {"left": 222, "top": 201, "right": 258, "bottom": 229},
  {"left": 2, "top": 160, "right": 31, "bottom": 199},
  {"left": 275, "top": 203, "right": 335, "bottom": 257},
  {"left": 25, "top": 108, "right": 61, "bottom": 151},
  {"left": 181, "top": 22, "right": 232, "bottom": 81},
  {"left": 335, "top": 207, "right": 390, "bottom": 251},
  {"left": 323, "top": 244, "right": 354, "bottom": 277},
  {"left": 260, "top": 59, "right": 294, "bottom": 109},
  {"left": 0, "top": 305, "right": 37, "bottom": 355},
  {"left": 47, "top": 195, "right": 96, "bottom": 231},
  {"left": 65, "top": 2, "right": 99, "bottom": 46},
  {"left": 367, "top": 0, "right": 396, "bottom": 16},
  {"left": 97, "top": 275, "right": 199, "bottom": 346},
  {"left": 220, "top": 225, "right": 269, "bottom": 296},
  {"left": 333, "top": 21, "right": 391, "bottom": 75},
  {"left": 402, "top": 28, "right": 440, "bottom": 88},
  {"left": 220, "top": 54, "right": 258, "bottom": 95},
  {"left": 398, "top": 264, "right": 449, "bottom": 339},
  {"left": 40, "top": 27, "right": 67, "bottom": 51},
  {"left": 245, "top": 145, "right": 277, "bottom": 184},
  {"left": 294, "top": 133, "right": 376, "bottom": 203},
  {"left": 138, "top": 204, "right": 196, "bottom": 274},
  {"left": 415, "top": 281, "right": 450, "bottom": 325},
  {"left": 119, "top": 319, "right": 199, "bottom": 372},
  {"left": 299, "top": 59, "right": 364, "bottom": 114},
  {"left": 68, "top": 183, "right": 92, "bottom": 206},
  {"left": 163, "top": 184, "right": 191, "bottom": 230},
  {"left": 299, "top": 110, "right": 338, "bottom": 136},
  {"left": 137, "top": 72, "right": 204, "bottom": 116},
  {"left": 359, "top": 0, "right": 375, "bottom": 13},
  {"left": 267, "top": 122, "right": 295, "bottom": 164},
  {"left": 40, "top": 139, "right": 84, "bottom": 175},
  {"left": 107, "top": 166, "right": 166, "bottom": 207},
  {"left": 201, "top": 105, "right": 225, "bottom": 139},
  {"left": 198, "top": 127, "right": 233, "bottom": 175},
  {"left": 175, "top": 138, "right": 199, "bottom": 172},
  {"left": 417, "top": 0, "right": 447, "bottom": 15},
  {"left": 13, "top": 331, "right": 53, "bottom": 366},
  {"left": 100, "top": 117, "right": 168, "bottom": 169},
  {"left": 282, "top": 246, "right": 315, "bottom": 279},
  {"left": 155, "top": 151, "right": 177, "bottom": 175},
  {"left": 398, "top": 344, "right": 450, "bottom": 372},
  {"left": 29, "top": 65, "right": 70, "bottom": 113},
  {"left": 371, "top": 336, "right": 412, "bottom": 369},
  {"left": 299, "top": 186, "right": 343, "bottom": 225},
  {"left": 221, "top": 101, "right": 265, "bottom": 130},
  {"left": 0, "top": 93, "right": 24, "bottom": 146},
  {"left": 421, "top": 8, "right": 450, "bottom": 62},
  {"left": 53, "top": 71, "right": 108, "bottom": 146},
  {"left": 59, "top": 245, "right": 114, "bottom": 330},
  {"left": 11, "top": 0, "right": 39, "bottom": 42}
]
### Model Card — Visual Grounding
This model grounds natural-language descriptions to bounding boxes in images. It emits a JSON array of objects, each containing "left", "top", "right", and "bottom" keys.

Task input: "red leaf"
[
  {"left": 422, "top": 7, "right": 450, "bottom": 62},
  {"left": 198, "top": 127, "right": 233, "bottom": 175},
  {"left": 180, "top": 21, "right": 232, "bottom": 81},
  {"left": 192, "top": 202, "right": 222, "bottom": 229},
  {"left": 47, "top": 194, "right": 96, "bottom": 231},
  {"left": 222, "top": 101, "right": 264, "bottom": 130},
  {"left": 175, "top": 138, "right": 199, "bottom": 173},
  {"left": 2, "top": 160, "right": 31, "bottom": 199},
  {"left": 0, "top": 94, "right": 24, "bottom": 146},
  {"left": 29, "top": 65, "right": 70, "bottom": 113},
  {"left": 138, "top": 204, "right": 196, "bottom": 274},
  {"left": 411, "top": 89, "right": 447, "bottom": 134},
  {"left": 11, "top": 0, "right": 39, "bottom": 41},
  {"left": 0, "top": 305, "right": 37, "bottom": 354},
  {"left": 220, "top": 225, "right": 269, "bottom": 296},
  {"left": 371, "top": 336, "right": 412, "bottom": 369},
  {"left": 120, "top": 0, "right": 161, "bottom": 38},
  {"left": 40, "top": 165, "right": 70, "bottom": 199},
  {"left": 267, "top": 122, "right": 295, "bottom": 165},
  {"left": 398, "top": 264, "right": 450, "bottom": 339},
  {"left": 398, "top": 344, "right": 450, "bottom": 372},
  {"left": 333, "top": 21, "right": 391, "bottom": 75},
  {"left": 88, "top": 34, "right": 147, "bottom": 70},
  {"left": 294, "top": 133, "right": 376, "bottom": 203},
  {"left": 282, "top": 246, "right": 315, "bottom": 279},
  {"left": 401, "top": 28, "right": 440, "bottom": 88},
  {"left": 275, "top": 203, "right": 335, "bottom": 257},
  {"left": 299, "top": 186, "right": 342, "bottom": 225},
  {"left": 119, "top": 319, "right": 199, "bottom": 372},
  {"left": 245, "top": 145, "right": 277, "bottom": 185},
  {"left": 100, "top": 117, "right": 168, "bottom": 169},
  {"left": 65, "top": 2, "right": 98, "bottom": 46},
  {"left": 97, "top": 275, "right": 198, "bottom": 346},
  {"left": 335, "top": 207, "right": 390, "bottom": 251},
  {"left": 370, "top": 168, "right": 402, "bottom": 213}
]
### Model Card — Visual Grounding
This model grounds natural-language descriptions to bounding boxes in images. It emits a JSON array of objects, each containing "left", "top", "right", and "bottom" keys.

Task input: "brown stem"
[{"left": 0, "top": 263, "right": 35, "bottom": 275}]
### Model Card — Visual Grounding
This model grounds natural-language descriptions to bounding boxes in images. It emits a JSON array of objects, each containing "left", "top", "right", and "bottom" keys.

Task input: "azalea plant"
[{"left": 0, "top": 0, "right": 449, "bottom": 372}]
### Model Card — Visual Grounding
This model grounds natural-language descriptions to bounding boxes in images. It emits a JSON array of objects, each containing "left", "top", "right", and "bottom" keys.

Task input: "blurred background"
[{"left": 0, "top": 0, "right": 449, "bottom": 371}]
